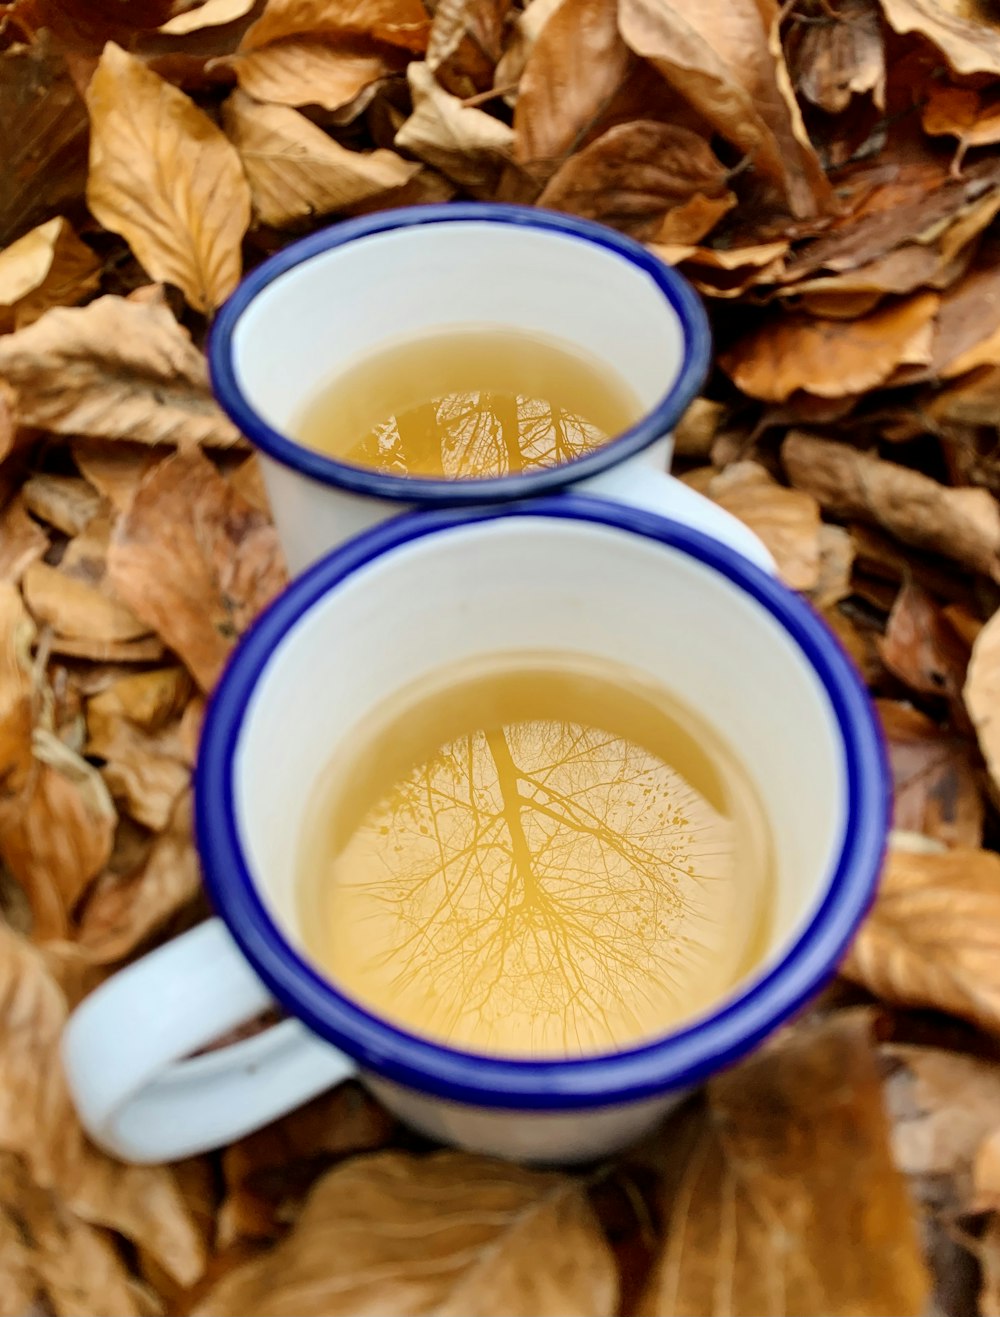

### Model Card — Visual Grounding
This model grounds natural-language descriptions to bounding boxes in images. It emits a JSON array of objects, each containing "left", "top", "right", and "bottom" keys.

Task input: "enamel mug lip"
[
  {"left": 206, "top": 202, "right": 712, "bottom": 505},
  {"left": 195, "top": 496, "right": 890, "bottom": 1112}
]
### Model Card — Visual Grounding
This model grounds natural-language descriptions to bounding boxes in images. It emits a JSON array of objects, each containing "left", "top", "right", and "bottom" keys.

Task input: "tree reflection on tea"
[{"left": 299, "top": 657, "right": 774, "bottom": 1059}]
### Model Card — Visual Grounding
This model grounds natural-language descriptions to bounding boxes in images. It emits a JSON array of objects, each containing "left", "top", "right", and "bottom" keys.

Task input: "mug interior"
[{"left": 197, "top": 499, "right": 886, "bottom": 1106}]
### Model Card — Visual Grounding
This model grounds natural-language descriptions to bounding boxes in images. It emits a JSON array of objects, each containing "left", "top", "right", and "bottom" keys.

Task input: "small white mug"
[{"left": 62, "top": 498, "right": 887, "bottom": 1165}]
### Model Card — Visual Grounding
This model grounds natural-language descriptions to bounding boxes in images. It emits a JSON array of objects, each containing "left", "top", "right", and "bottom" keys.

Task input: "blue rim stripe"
[
  {"left": 195, "top": 497, "right": 889, "bottom": 1111},
  {"left": 207, "top": 203, "right": 712, "bottom": 506}
]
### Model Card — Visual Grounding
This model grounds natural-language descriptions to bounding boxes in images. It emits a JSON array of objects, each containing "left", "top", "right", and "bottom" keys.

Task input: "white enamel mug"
[
  {"left": 203, "top": 203, "right": 773, "bottom": 574},
  {"left": 62, "top": 498, "right": 888, "bottom": 1165}
]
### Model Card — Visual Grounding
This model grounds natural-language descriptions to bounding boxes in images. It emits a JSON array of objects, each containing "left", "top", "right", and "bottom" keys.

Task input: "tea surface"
[
  {"left": 291, "top": 327, "right": 642, "bottom": 479},
  {"left": 297, "top": 655, "right": 774, "bottom": 1059}
]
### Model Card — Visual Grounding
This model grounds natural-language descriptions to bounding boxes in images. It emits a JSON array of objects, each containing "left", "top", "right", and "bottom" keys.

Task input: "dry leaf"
[
  {"left": 196, "top": 1149, "right": 618, "bottom": 1316},
  {"left": 22, "top": 475, "right": 102, "bottom": 537},
  {"left": 791, "top": 0, "right": 885, "bottom": 114},
  {"left": 637, "top": 1013, "right": 929, "bottom": 1316},
  {"left": 242, "top": 0, "right": 431, "bottom": 55},
  {"left": 672, "top": 398, "right": 724, "bottom": 459},
  {"left": 618, "top": 0, "right": 831, "bottom": 218},
  {"left": 224, "top": 89, "right": 419, "bottom": 227},
  {"left": 843, "top": 847, "right": 1000, "bottom": 1035},
  {"left": 494, "top": 0, "right": 563, "bottom": 90},
  {"left": 537, "top": 121, "right": 731, "bottom": 243},
  {"left": 396, "top": 61, "right": 513, "bottom": 191},
  {"left": 160, "top": 0, "right": 258, "bottom": 34},
  {"left": 86, "top": 42, "right": 251, "bottom": 312},
  {"left": 228, "top": 42, "right": 399, "bottom": 111},
  {"left": 706, "top": 461, "right": 822, "bottom": 591},
  {"left": 0, "top": 496, "right": 49, "bottom": 585},
  {"left": 0, "top": 218, "right": 100, "bottom": 332},
  {"left": 71, "top": 440, "right": 164, "bottom": 513},
  {"left": 878, "top": 580, "right": 971, "bottom": 700},
  {"left": 812, "top": 524, "right": 855, "bottom": 609},
  {"left": 922, "top": 86, "right": 1000, "bottom": 172},
  {"left": 0, "top": 294, "right": 242, "bottom": 447},
  {"left": 108, "top": 447, "right": 287, "bottom": 691},
  {"left": 426, "top": 0, "right": 510, "bottom": 97},
  {"left": 782, "top": 430, "right": 1000, "bottom": 579},
  {"left": 877, "top": 700, "right": 983, "bottom": 849},
  {"left": 23, "top": 561, "right": 150, "bottom": 645},
  {"left": 965, "top": 607, "right": 1000, "bottom": 801},
  {"left": 721, "top": 293, "right": 939, "bottom": 401},
  {"left": 877, "top": 0, "right": 1000, "bottom": 77}
]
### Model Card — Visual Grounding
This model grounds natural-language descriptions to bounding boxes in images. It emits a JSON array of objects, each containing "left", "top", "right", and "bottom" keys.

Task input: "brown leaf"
[
  {"left": 224, "top": 88, "right": 418, "bottom": 227},
  {"left": 196, "top": 1149, "right": 618, "bottom": 1317},
  {"left": 877, "top": 700, "right": 984, "bottom": 849},
  {"left": 965, "top": 606, "right": 1000, "bottom": 802},
  {"left": 721, "top": 293, "right": 939, "bottom": 401},
  {"left": 71, "top": 440, "right": 164, "bottom": 513},
  {"left": 0, "top": 293, "right": 242, "bottom": 446},
  {"left": 0, "top": 33, "right": 89, "bottom": 246},
  {"left": 23, "top": 561, "right": 150, "bottom": 645},
  {"left": 426, "top": 0, "right": 510, "bottom": 97},
  {"left": 877, "top": 0, "right": 1000, "bottom": 77},
  {"left": 396, "top": 61, "right": 512, "bottom": 191},
  {"left": 637, "top": 1014, "right": 929, "bottom": 1316},
  {"left": 160, "top": 0, "right": 258, "bottom": 34},
  {"left": 242, "top": 0, "right": 431, "bottom": 55},
  {"left": 536, "top": 121, "right": 731, "bottom": 242},
  {"left": 22, "top": 474, "right": 102, "bottom": 537},
  {"left": 922, "top": 86, "right": 1000, "bottom": 171},
  {"left": 920, "top": 256, "right": 1000, "bottom": 381},
  {"left": 812, "top": 524, "right": 856, "bottom": 609},
  {"left": 513, "top": 0, "right": 632, "bottom": 178},
  {"left": 86, "top": 42, "right": 251, "bottom": 313},
  {"left": 108, "top": 447, "right": 287, "bottom": 691},
  {"left": 228, "top": 40, "right": 400, "bottom": 111},
  {"left": 0, "top": 495, "right": 49, "bottom": 585},
  {"left": 879, "top": 580, "right": 971, "bottom": 700},
  {"left": 791, "top": 0, "right": 885, "bottom": 114},
  {"left": 618, "top": 0, "right": 831, "bottom": 218},
  {"left": 843, "top": 847, "right": 1000, "bottom": 1035},
  {"left": 705, "top": 461, "right": 822, "bottom": 591},
  {"left": 782, "top": 430, "right": 1000, "bottom": 579},
  {"left": 0, "top": 218, "right": 100, "bottom": 332},
  {"left": 672, "top": 398, "right": 724, "bottom": 459}
]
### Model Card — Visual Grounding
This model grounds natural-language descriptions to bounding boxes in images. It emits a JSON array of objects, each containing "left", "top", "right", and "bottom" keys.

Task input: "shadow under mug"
[
  {"left": 62, "top": 498, "right": 888, "bottom": 1165},
  {"left": 205, "top": 201, "right": 774, "bottom": 574}
]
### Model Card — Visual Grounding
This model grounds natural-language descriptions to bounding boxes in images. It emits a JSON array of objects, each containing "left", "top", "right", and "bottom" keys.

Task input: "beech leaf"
[
  {"left": 160, "top": 0, "right": 258, "bottom": 35},
  {"left": 705, "top": 461, "right": 822, "bottom": 591},
  {"left": 241, "top": 0, "right": 431, "bottom": 55},
  {"left": 877, "top": 0, "right": 1000, "bottom": 77},
  {"left": 965, "top": 607, "right": 1000, "bottom": 802},
  {"left": 229, "top": 43, "right": 399, "bottom": 111},
  {"left": 0, "top": 218, "right": 100, "bottom": 332},
  {"left": 791, "top": 0, "right": 886, "bottom": 114},
  {"left": 396, "top": 62, "right": 513, "bottom": 192},
  {"left": 86, "top": 42, "right": 251, "bottom": 313}
]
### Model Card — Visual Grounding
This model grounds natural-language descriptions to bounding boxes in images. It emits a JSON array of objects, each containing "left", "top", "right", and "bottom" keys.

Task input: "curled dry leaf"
[
  {"left": 672, "top": 397, "right": 724, "bottom": 459},
  {"left": 637, "top": 1013, "right": 929, "bottom": 1317},
  {"left": 618, "top": 0, "right": 831, "bottom": 218},
  {"left": 425, "top": 0, "right": 511, "bottom": 97},
  {"left": 23, "top": 561, "right": 150, "bottom": 646},
  {"left": 790, "top": 0, "right": 886, "bottom": 114},
  {"left": 108, "top": 447, "right": 287, "bottom": 691},
  {"left": 242, "top": 0, "right": 431, "bottom": 55},
  {"left": 843, "top": 847, "right": 1000, "bottom": 1036},
  {"left": 782, "top": 430, "right": 1000, "bottom": 579},
  {"left": 965, "top": 606, "right": 1000, "bottom": 801},
  {"left": 228, "top": 42, "right": 400, "bottom": 112},
  {"left": 0, "top": 496, "right": 49, "bottom": 585},
  {"left": 224, "top": 89, "right": 419, "bottom": 228},
  {"left": 196, "top": 1149, "right": 618, "bottom": 1317},
  {"left": 494, "top": 0, "right": 563, "bottom": 91},
  {"left": 876, "top": 0, "right": 1000, "bottom": 77},
  {"left": 86, "top": 42, "right": 251, "bottom": 313},
  {"left": 721, "top": 293, "right": 939, "bottom": 401},
  {"left": 0, "top": 218, "right": 100, "bottom": 332},
  {"left": 878, "top": 580, "right": 971, "bottom": 701},
  {"left": 160, "top": 0, "right": 259, "bottom": 35},
  {"left": 0, "top": 294, "right": 242, "bottom": 447},
  {"left": 537, "top": 120, "right": 732, "bottom": 243},
  {"left": 705, "top": 461, "right": 822, "bottom": 592},
  {"left": 812, "top": 524, "right": 855, "bottom": 610},
  {"left": 877, "top": 700, "right": 983, "bottom": 850},
  {"left": 71, "top": 440, "right": 164, "bottom": 513},
  {"left": 922, "top": 86, "right": 1000, "bottom": 172},
  {"left": 22, "top": 475, "right": 102, "bottom": 537},
  {"left": 396, "top": 61, "right": 513, "bottom": 192}
]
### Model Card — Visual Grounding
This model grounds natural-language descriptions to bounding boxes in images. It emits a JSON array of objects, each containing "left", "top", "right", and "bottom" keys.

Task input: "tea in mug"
[
  {"left": 297, "top": 654, "right": 775, "bottom": 1059},
  {"left": 291, "top": 327, "right": 643, "bottom": 479}
]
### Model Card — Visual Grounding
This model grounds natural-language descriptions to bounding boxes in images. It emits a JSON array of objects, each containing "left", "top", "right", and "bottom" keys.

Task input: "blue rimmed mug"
[{"left": 62, "top": 495, "right": 887, "bottom": 1164}]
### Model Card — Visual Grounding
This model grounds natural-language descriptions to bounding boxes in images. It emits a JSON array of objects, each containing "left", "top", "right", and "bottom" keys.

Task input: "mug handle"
[
  {"left": 583, "top": 460, "right": 778, "bottom": 575},
  {"left": 61, "top": 919, "right": 356, "bottom": 1164}
]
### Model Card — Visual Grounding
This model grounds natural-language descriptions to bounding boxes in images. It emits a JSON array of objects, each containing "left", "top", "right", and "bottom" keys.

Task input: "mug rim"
[
  {"left": 207, "top": 202, "right": 711, "bottom": 505},
  {"left": 195, "top": 496, "right": 889, "bottom": 1111}
]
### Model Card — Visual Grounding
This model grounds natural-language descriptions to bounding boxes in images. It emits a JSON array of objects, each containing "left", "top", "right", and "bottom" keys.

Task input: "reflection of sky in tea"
[
  {"left": 324, "top": 717, "right": 753, "bottom": 1058},
  {"left": 349, "top": 390, "right": 609, "bottom": 478}
]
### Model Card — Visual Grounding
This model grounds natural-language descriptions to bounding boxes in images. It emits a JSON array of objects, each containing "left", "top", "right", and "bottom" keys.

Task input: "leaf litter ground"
[{"left": 2, "top": 0, "right": 1000, "bottom": 1312}]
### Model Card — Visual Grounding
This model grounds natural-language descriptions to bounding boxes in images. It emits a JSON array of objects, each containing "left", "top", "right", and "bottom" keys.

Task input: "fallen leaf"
[
  {"left": 0, "top": 217, "right": 100, "bottom": 332},
  {"left": 493, "top": 0, "right": 563, "bottom": 91},
  {"left": 672, "top": 398, "right": 724, "bottom": 459},
  {"left": 108, "top": 447, "right": 287, "bottom": 691},
  {"left": 919, "top": 256, "right": 1000, "bottom": 381},
  {"left": 86, "top": 42, "right": 251, "bottom": 312},
  {"left": 812, "top": 524, "right": 856, "bottom": 609},
  {"left": 536, "top": 120, "right": 732, "bottom": 242},
  {"left": 228, "top": 41, "right": 400, "bottom": 111},
  {"left": 513, "top": 0, "right": 632, "bottom": 179},
  {"left": 877, "top": 0, "right": 1000, "bottom": 77},
  {"left": 196, "top": 1149, "right": 618, "bottom": 1316},
  {"left": 618, "top": 0, "right": 831, "bottom": 218},
  {"left": 22, "top": 474, "right": 102, "bottom": 537},
  {"left": 878, "top": 580, "right": 971, "bottom": 700},
  {"left": 706, "top": 461, "right": 822, "bottom": 591},
  {"left": 426, "top": 0, "right": 510, "bottom": 97},
  {"left": 224, "top": 89, "right": 419, "bottom": 227},
  {"left": 22, "top": 561, "right": 150, "bottom": 645},
  {"left": 721, "top": 293, "right": 939, "bottom": 401},
  {"left": 0, "top": 33, "right": 89, "bottom": 246},
  {"left": 160, "top": 0, "right": 258, "bottom": 35},
  {"left": 71, "top": 440, "right": 164, "bottom": 513},
  {"left": 637, "top": 1013, "right": 929, "bottom": 1316},
  {"left": 922, "top": 86, "right": 1000, "bottom": 172},
  {"left": 0, "top": 294, "right": 242, "bottom": 446},
  {"left": 877, "top": 700, "right": 984, "bottom": 849},
  {"left": 396, "top": 61, "right": 513, "bottom": 191},
  {"left": 791, "top": 0, "right": 886, "bottom": 114},
  {"left": 843, "top": 847, "right": 1000, "bottom": 1035},
  {"left": 782, "top": 430, "right": 1000, "bottom": 579},
  {"left": 0, "top": 496, "right": 49, "bottom": 584},
  {"left": 241, "top": 0, "right": 431, "bottom": 55},
  {"left": 965, "top": 607, "right": 1000, "bottom": 802}
]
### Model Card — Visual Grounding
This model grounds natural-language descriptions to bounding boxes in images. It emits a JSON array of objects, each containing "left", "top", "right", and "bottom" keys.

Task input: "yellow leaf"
[
  {"left": 195, "top": 1149, "right": 618, "bottom": 1316},
  {"left": 396, "top": 62, "right": 513, "bottom": 191},
  {"left": 0, "top": 218, "right": 100, "bottom": 332},
  {"left": 85, "top": 42, "right": 251, "bottom": 313},
  {"left": 223, "top": 89, "right": 419, "bottom": 228}
]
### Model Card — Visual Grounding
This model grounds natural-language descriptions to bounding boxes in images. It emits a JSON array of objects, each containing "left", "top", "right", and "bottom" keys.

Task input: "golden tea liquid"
[
  {"left": 291, "top": 327, "right": 643, "bottom": 479},
  {"left": 297, "top": 654, "right": 775, "bottom": 1059}
]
